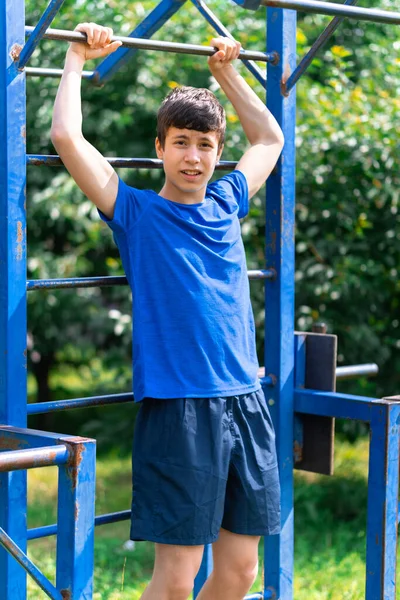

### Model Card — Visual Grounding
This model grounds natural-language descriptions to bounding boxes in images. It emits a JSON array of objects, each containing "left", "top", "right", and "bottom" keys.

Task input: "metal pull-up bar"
[
  {"left": 23, "top": 25, "right": 277, "bottom": 64},
  {"left": 234, "top": 0, "right": 400, "bottom": 25}
]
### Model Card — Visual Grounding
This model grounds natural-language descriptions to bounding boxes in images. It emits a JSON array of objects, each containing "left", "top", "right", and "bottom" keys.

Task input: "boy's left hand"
[{"left": 208, "top": 37, "right": 241, "bottom": 71}]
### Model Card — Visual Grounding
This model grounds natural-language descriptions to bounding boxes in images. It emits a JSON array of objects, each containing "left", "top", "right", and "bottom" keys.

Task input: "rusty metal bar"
[
  {"left": 0, "top": 526, "right": 63, "bottom": 599},
  {"left": 0, "top": 445, "right": 69, "bottom": 472},
  {"left": 24, "top": 25, "right": 277, "bottom": 63}
]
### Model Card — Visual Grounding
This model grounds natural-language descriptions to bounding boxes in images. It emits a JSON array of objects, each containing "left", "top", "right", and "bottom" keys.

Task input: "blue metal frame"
[
  {"left": 264, "top": 6, "right": 297, "bottom": 598},
  {"left": 0, "top": 1, "right": 28, "bottom": 598},
  {"left": 2, "top": 0, "right": 400, "bottom": 598}
]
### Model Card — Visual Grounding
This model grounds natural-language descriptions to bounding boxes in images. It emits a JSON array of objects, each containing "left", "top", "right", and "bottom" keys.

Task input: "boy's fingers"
[
  {"left": 99, "top": 28, "right": 109, "bottom": 47},
  {"left": 106, "top": 27, "right": 114, "bottom": 44}
]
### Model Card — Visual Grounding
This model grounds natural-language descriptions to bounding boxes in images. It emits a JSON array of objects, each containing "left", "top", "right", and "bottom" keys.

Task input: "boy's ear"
[{"left": 155, "top": 137, "right": 163, "bottom": 159}]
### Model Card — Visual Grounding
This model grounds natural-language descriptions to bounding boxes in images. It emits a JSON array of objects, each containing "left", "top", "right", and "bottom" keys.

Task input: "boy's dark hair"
[{"left": 157, "top": 86, "right": 226, "bottom": 149}]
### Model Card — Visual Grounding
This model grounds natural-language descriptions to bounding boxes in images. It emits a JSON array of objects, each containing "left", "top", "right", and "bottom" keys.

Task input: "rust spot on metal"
[
  {"left": 294, "top": 440, "right": 303, "bottom": 463},
  {"left": 280, "top": 61, "right": 292, "bottom": 98},
  {"left": 66, "top": 442, "right": 85, "bottom": 490},
  {"left": 21, "top": 126, "right": 26, "bottom": 139},
  {"left": 17, "top": 221, "right": 23, "bottom": 244},
  {"left": 0, "top": 437, "right": 28, "bottom": 451},
  {"left": 270, "top": 51, "right": 280, "bottom": 67},
  {"left": 268, "top": 373, "right": 277, "bottom": 386},
  {"left": 10, "top": 44, "right": 23, "bottom": 61},
  {"left": 61, "top": 589, "right": 71, "bottom": 600}
]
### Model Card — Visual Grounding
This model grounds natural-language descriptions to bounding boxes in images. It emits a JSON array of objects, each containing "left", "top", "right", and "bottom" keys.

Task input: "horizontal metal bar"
[
  {"left": 26, "top": 154, "right": 237, "bottom": 170},
  {"left": 294, "top": 388, "right": 375, "bottom": 421},
  {"left": 0, "top": 445, "right": 69, "bottom": 472},
  {"left": 259, "top": 0, "right": 400, "bottom": 25},
  {"left": 245, "top": 593, "right": 272, "bottom": 599},
  {"left": 27, "top": 393, "right": 134, "bottom": 415},
  {"left": 25, "top": 26, "right": 276, "bottom": 63},
  {"left": 28, "top": 367, "right": 273, "bottom": 415},
  {"left": 336, "top": 363, "right": 378, "bottom": 380},
  {"left": 25, "top": 67, "right": 94, "bottom": 79},
  {"left": 18, "top": 0, "right": 66, "bottom": 69},
  {"left": 28, "top": 510, "right": 131, "bottom": 540},
  {"left": 284, "top": 0, "right": 358, "bottom": 94},
  {"left": 0, "top": 527, "right": 62, "bottom": 599},
  {"left": 190, "top": 0, "right": 267, "bottom": 86},
  {"left": 27, "top": 270, "right": 275, "bottom": 291}
]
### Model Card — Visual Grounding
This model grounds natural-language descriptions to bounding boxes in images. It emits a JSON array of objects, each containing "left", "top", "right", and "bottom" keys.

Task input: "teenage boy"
[{"left": 51, "top": 22, "right": 284, "bottom": 600}]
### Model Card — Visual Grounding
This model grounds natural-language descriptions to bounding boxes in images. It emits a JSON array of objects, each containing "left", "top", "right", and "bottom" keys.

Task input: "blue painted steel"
[
  {"left": 193, "top": 545, "right": 213, "bottom": 598},
  {"left": 0, "top": 0, "right": 28, "bottom": 597},
  {"left": 285, "top": 0, "right": 358, "bottom": 94},
  {"left": 0, "top": 425, "right": 87, "bottom": 448},
  {"left": 190, "top": 0, "right": 267, "bottom": 87},
  {"left": 294, "top": 389, "right": 374, "bottom": 421},
  {"left": 56, "top": 437, "right": 96, "bottom": 599},
  {"left": 26, "top": 154, "right": 238, "bottom": 170},
  {"left": 27, "top": 392, "right": 134, "bottom": 415},
  {"left": 96, "top": 0, "right": 186, "bottom": 83},
  {"left": 28, "top": 509, "right": 131, "bottom": 540},
  {"left": 18, "top": 0, "right": 66, "bottom": 69},
  {"left": 0, "top": 527, "right": 62, "bottom": 600},
  {"left": 263, "top": 5, "right": 297, "bottom": 599},
  {"left": 0, "top": 445, "right": 69, "bottom": 472},
  {"left": 255, "top": 0, "right": 400, "bottom": 25},
  {"left": 366, "top": 399, "right": 400, "bottom": 600}
]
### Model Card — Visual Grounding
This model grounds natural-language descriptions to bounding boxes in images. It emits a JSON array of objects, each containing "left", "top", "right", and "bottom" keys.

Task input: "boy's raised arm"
[
  {"left": 51, "top": 23, "right": 122, "bottom": 219},
  {"left": 208, "top": 38, "right": 284, "bottom": 199}
]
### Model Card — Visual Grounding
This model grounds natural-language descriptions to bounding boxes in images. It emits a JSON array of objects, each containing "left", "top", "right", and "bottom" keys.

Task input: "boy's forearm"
[
  {"left": 51, "top": 50, "right": 85, "bottom": 140},
  {"left": 210, "top": 64, "right": 283, "bottom": 146}
]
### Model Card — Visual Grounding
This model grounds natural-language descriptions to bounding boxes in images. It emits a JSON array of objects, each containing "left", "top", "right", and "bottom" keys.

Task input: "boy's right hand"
[{"left": 68, "top": 23, "right": 122, "bottom": 62}]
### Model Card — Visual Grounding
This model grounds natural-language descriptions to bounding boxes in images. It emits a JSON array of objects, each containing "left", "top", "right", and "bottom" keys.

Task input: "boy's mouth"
[{"left": 181, "top": 170, "right": 202, "bottom": 180}]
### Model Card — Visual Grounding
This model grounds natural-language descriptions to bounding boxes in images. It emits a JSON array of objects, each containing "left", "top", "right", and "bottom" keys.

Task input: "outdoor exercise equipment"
[{"left": 1, "top": 0, "right": 399, "bottom": 598}]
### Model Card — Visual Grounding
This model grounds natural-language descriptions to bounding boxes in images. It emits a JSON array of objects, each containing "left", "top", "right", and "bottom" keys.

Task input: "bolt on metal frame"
[{"left": 1, "top": 0, "right": 400, "bottom": 598}]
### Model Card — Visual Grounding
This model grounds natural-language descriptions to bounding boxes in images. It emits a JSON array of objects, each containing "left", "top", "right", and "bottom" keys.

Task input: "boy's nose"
[{"left": 184, "top": 146, "right": 200, "bottom": 163}]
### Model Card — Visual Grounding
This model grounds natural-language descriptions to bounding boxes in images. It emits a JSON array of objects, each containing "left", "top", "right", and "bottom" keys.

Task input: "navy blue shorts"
[{"left": 130, "top": 388, "right": 281, "bottom": 545}]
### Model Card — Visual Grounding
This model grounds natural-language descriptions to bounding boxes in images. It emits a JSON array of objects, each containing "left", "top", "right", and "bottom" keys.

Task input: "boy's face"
[{"left": 155, "top": 127, "right": 223, "bottom": 204}]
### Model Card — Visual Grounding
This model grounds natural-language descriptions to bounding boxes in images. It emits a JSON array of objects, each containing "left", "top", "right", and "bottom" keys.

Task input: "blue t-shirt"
[{"left": 99, "top": 170, "right": 260, "bottom": 401}]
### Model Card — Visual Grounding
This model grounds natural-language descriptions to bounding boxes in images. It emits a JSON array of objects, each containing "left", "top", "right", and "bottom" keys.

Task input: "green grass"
[{"left": 26, "top": 437, "right": 399, "bottom": 599}]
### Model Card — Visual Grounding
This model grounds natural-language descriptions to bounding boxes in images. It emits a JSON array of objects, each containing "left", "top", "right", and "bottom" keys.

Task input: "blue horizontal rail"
[
  {"left": 26, "top": 270, "right": 275, "bottom": 291},
  {"left": 25, "top": 26, "right": 276, "bottom": 63},
  {"left": 0, "top": 445, "right": 69, "bottom": 472},
  {"left": 284, "top": 0, "right": 358, "bottom": 94},
  {"left": 26, "top": 154, "right": 237, "bottom": 170},
  {"left": 0, "top": 527, "right": 62, "bottom": 600},
  {"left": 256, "top": 0, "right": 400, "bottom": 25},
  {"left": 294, "top": 388, "right": 375, "bottom": 422},
  {"left": 28, "top": 510, "right": 131, "bottom": 540},
  {"left": 190, "top": 0, "right": 267, "bottom": 86},
  {"left": 18, "top": 0, "right": 66, "bottom": 69},
  {"left": 27, "top": 392, "right": 134, "bottom": 415}
]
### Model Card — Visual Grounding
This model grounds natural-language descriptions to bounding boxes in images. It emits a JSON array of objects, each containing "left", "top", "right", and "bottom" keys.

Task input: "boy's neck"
[{"left": 158, "top": 180, "right": 208, "bottom": 205}]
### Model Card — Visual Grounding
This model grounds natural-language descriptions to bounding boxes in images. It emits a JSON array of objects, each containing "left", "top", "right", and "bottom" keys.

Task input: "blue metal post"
[
  {"left": 264, "top": 6, "right": 297, "bottom": 599},
  {"left": 56, "top": 437, "right": 96, "bottom": 599},
  {"left": 366, "top": 399, "right": 400, "bottom": 600},
  {"left": 193, "top": 545, "right": 213, "bottom": 598},
  {"left": 0, "top": 0, "right": 27, "bottom": 598}
]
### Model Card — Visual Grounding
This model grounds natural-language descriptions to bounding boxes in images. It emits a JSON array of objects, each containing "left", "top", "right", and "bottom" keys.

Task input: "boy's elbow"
[{"left": 50, "top": 127, "right": 81, "bottom": 150}]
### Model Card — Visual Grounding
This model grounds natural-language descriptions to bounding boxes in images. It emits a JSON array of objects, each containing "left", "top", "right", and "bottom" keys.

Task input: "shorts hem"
[
  {"left": 222, "top": 526, "right": 281, "bottom": 536},
  {"left": 130, "top": 530, "right": 220, "bottom": 546}
]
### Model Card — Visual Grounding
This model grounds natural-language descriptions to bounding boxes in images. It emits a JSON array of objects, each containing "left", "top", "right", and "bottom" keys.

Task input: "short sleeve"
[
  {"left": 206, "top": 170, "right": 249, "bottom": 219},
  {"left": 98, "top": 177, "right": 146, "bottom": 234}
]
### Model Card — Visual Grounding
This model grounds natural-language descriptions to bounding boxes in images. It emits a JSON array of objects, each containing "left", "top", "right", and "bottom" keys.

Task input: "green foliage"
[{"left": 25, "top": 0, "right": 400, "bottom": 429}]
